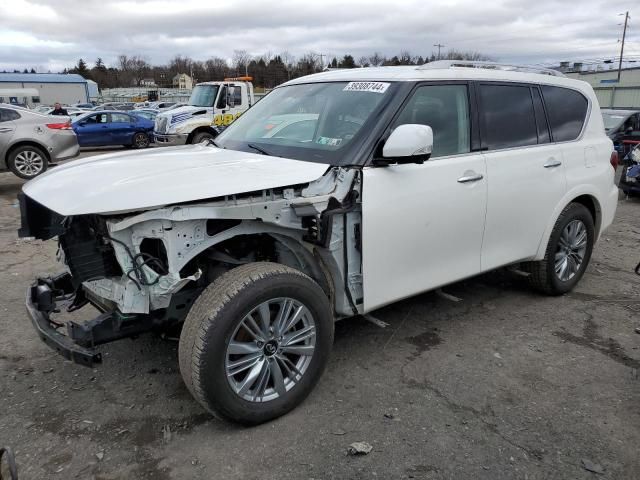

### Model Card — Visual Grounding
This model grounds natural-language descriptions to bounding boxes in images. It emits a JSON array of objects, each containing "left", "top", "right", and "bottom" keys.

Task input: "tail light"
[
  {"left": 610, "top": 151, "right": 618, "bottom": 171},
  {"left": 46, "top": 121, "right": 72, "bottom": 130}
]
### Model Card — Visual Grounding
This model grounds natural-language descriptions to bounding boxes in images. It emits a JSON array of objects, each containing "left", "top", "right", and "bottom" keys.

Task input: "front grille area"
[
  {"left": 155, "top": 116, "right": 168, "bottom": 133},
  {"left": 59, "top": 216, "right": 123, "bottom": 287}
]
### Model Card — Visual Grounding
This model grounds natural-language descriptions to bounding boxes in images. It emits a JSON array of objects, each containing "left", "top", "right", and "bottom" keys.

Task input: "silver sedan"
[{"left": 0, "top": 105, "right": 79, "bottom": 179}]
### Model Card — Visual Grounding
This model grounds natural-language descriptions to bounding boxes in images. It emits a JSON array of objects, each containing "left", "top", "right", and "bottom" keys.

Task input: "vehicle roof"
[
  {"left": 282, "top": 65, "right": 591, "bottom": 92},
  {"left": 0, "top": 73, "right": 87, "bottom": 83},
  {"left": 601, "top": 109, "right": 639, "bottom": 115}
]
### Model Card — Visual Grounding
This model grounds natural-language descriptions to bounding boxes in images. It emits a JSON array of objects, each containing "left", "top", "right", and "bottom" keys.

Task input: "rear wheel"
[
  {"left": 525, "top": 203, "right": 594, "bottom": 295},
  {"left": 132, "top": 132, "right": 150, "bottom": 149},
  {"left": 179, "top": 262, "right": 333, "bottom": 425},
  {"left": 7, "top": 145, "right": 48, "bottom": 179}
]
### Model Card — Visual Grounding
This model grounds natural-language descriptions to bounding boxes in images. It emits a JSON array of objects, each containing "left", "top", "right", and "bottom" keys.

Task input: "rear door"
[
  {"left": 362, "top": 83, "right": 488, "bottom": 311},
  {"left": 478, "top": 83, "right": 566, "bottom": 271},
  {"left": 0, "top": 108, "right": 18, "bottom": 156},
  {"left": 109, "top": 113, "right": 135, "bottom": 144}
]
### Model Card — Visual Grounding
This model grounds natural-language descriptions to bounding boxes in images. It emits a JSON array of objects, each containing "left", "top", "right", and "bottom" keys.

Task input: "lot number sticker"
[{"left": 343, "top": 82, "right": 390, "bottom": 94}]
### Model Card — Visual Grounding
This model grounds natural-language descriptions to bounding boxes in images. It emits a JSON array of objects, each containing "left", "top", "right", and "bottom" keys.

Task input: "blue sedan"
[{"left": 72, "top": 111, "right": 154, "bottom": 148}]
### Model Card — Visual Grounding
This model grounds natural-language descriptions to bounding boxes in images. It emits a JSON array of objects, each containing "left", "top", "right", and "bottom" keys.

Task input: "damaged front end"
[
  {"left": 20, "top": 196, "right": 204, "bottom": 365},
  {"left": 19, "top": 166, "right": 363, "bottom": 366}
]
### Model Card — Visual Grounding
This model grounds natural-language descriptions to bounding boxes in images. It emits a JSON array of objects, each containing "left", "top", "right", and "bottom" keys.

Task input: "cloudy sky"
[{"left": 1, "top": 0, "right": 638, "bottom": 72}]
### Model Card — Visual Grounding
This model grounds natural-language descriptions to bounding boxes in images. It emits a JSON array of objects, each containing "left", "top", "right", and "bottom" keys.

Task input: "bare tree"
[
  {"left": 232, "top": 50, "right": 251, "bottom": 76},
  {"left": 357, "top": 56, "right": 370, "bottom": 67},
  {"left": 117, "top": 54, "right": 150, "bottom": 86},
  {"left": 368, "top": 52, "right": 384, "bottom": 67}
]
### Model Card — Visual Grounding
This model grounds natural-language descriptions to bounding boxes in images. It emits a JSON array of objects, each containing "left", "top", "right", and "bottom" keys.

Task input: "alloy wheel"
[
  {"left": 554, "top": 219, "right": 588, "bottom": 281},
  {"left": 225, "top": 297, "right": 316, "bottom": 403},
  {"left": 14, "top": 150, "right": 44, "bottom": 177}
]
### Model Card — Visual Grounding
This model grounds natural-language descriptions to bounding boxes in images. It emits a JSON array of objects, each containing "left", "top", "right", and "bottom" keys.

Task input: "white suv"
[{"left": 19, "top": 61, "right": 618, "bottom": 424}]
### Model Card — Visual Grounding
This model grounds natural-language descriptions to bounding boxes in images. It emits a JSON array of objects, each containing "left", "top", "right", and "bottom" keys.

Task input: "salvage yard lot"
[{"left": 1, "top": 157, "right": 639, "bottom": 479}]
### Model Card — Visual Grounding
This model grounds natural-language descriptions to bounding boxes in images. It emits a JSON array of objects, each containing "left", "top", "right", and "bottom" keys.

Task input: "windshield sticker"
[
  {"left": 317, "top": 136, "right": 343, "bottom": 146},
  {"left": 343, "top": 82, "right": 390, "bottom": 94}
]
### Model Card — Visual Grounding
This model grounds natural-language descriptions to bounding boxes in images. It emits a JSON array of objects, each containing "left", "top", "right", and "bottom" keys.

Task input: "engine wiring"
[{"left": 104, "top": 235, "right": 168, "bottom": 290}]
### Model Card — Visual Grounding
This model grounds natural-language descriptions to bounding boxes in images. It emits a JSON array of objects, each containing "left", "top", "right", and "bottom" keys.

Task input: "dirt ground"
[{"left": 0, "top": 158, "right": 639, "bottom": 479}]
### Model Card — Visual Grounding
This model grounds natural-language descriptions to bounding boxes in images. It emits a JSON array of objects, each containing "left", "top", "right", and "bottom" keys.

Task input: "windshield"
[
  {"left": 189, "top": 85, "right": 219, "bottom": 107},
  {"left": 602, "top": 112, "right": 626, "bottom": 131},
  {"left": 215, "top": 81, "right": 395, "bottom": 165}
]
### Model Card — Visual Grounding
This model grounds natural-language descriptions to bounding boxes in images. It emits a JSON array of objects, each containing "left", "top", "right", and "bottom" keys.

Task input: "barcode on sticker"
[{"left": 343, "top": 82, "right": 390, "bottom": 94}]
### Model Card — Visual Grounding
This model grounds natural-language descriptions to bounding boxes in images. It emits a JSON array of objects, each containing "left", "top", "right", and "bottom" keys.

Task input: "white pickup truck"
[{"left": 154, "top": 77, "right": 255, "bottom": 145}]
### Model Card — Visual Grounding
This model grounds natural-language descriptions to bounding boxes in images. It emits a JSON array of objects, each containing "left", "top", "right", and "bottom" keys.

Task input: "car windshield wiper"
[{"left": 247, "top": 143, "right": 274, "bottom": 156}]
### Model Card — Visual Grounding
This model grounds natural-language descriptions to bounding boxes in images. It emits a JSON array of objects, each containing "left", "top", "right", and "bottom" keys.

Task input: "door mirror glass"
[
  {"left": 382, "top": 124, "right": 433, "bottom": 162},
  {"left": 227, "top": 86, "right": 236, "bottom": 108},
  {"left": 216, "top": 86, "right": 228, "bottom": 109}
]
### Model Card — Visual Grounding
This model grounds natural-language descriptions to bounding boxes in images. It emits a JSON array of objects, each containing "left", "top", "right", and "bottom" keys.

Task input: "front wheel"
[
  {"left": 191, "top": 131, "right": 215, "bottom": 144},
  {"left": 131, "top": 132, "right": 150, "bottom": 149},
  {"left": 524, "top": 203, "right": 594, "bottom": 295},
  {"left": 179, "top": 262, "right": 334, "bottom": 425}
]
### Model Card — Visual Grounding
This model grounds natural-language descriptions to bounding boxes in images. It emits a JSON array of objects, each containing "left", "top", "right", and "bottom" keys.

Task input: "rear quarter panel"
[{"left": 535, "top": 86, "right": 617, "bottom": 259}]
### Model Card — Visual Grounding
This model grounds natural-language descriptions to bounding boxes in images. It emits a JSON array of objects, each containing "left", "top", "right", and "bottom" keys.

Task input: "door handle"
[
  {"left": 544, "top": 159, "right": 562, "bottom": 168},
  {"left": 457, "top": 173, "right": 484, "bottom": 183},
  {"left": 0, "top": 127, "right": 12, "bottom": 133}
]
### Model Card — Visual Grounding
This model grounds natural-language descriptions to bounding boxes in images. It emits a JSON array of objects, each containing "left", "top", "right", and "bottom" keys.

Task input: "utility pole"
[
  {"left": 617, "top": 11, "right": 629, "bottom": 83},
  {"left": 434, "top": 43, "right": 445, "bottom": 60}
]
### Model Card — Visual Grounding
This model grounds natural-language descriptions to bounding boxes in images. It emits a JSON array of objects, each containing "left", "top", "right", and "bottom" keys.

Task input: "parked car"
[
  {"left": 73, "top": 103, "right": 95, "bottom": 109},
  {"left": 0, "top": 105, "right": 78, "bottom": 179},
  {"left": 131, "top": 109, "right": 158, "bottom": 122},
  {"left": 72, "top": 111, "right": 154, "bottom": 148},
  {"left": 619, "top": 144, "right": 640, "bottom": 196},
  {"left": 601, "top": 108, "right": 640, "bottom": 156},
  {"left": 19, "top": 61, "right": 618, "bottom": 424}
]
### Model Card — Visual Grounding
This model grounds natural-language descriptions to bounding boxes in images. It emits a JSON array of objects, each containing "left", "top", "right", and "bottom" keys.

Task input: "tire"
[
  {"left": 525, "top": 203, "right": 594, "bottom": 295},
  {"left": 179, "top": 262, "right": 334, "bottom": 425},
  {"left": 191, "top": 131, "right": 215, "bottom": 144},
  {"left": 7, "top": 145, "right": 48, "bottom": 179},
  {"left": 131, "top": 132, "right": 150, "bottom": 149}
]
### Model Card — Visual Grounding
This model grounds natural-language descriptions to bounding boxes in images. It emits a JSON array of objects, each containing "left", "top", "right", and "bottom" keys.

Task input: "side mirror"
[{"left": 377, "top": 124, "right": 433, "bottom": 165}]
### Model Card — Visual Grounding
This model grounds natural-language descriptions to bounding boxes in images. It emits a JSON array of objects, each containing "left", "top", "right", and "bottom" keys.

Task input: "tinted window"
[
  {"left": 233, "top": 87, "right": 242, "bottom": 105},
  {"left": 394, "top": 84, "right": 470, "bottom": 157},
  {"left": 531, "top": 87, "right": 550, "bottom": 144},
  {"left": 0, "top": 108, "right": 20, "bottom": 122},
  {"left": 479, "top": 84, "right": 537, "bottom": 150},
  {"left": 111, "top": 113, "right": 131, "bottom": 123},
  {"left": 541, "top": 85, "right": 588, "bottom": 142}
]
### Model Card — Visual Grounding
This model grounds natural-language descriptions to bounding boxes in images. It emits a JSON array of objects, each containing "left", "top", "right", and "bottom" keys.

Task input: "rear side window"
[
  {"left": 479, "top": 84, "right": 537, "bottom": 150},
  {"left": 541, "top": 86, "right": 588, "bottom": 142},
  {"left": 0, "top": 108, "right": 20, "bottom": 122}
]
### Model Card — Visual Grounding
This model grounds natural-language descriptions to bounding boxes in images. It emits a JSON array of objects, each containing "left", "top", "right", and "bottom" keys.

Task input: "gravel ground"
[{"left": 0, "top": 153, "right": 639, "bottom": 479}]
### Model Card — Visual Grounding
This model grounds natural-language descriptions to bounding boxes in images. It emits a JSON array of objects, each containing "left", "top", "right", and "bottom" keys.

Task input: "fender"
[{"left": 533, "top": 184, "right": 603, "bottom": 260}]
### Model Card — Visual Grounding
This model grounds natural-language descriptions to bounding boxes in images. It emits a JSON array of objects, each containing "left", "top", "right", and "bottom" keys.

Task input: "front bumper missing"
[
  {"left": 26, "top": 273, "right": 152, "bottom": 367},
  {"left": 26, "top": 274, "right": 101, "bottom": 366}
]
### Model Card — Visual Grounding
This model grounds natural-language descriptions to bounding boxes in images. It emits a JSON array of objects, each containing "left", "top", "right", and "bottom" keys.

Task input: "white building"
[
  {"left": 0, "top": 73, "right": 92, "bottom": 105},
  {"left": 172, "top": 73, "right": 193, "bottom": 90},
  {"left": 566, "top": 67, "right": 640, "bottom": 109}
]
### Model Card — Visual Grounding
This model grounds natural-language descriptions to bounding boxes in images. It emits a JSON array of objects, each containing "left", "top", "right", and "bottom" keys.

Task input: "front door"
[
  {"left": 362, "top": 83, "right": 487, "bottom": 312},
  {"left": 75, "top": 113, "right": 109, "bottom": 146}
]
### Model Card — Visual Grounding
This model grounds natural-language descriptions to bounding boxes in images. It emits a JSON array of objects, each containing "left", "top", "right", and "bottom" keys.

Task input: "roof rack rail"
[{"left": 418, "top": 60, "right": 566, "bottom": 77}]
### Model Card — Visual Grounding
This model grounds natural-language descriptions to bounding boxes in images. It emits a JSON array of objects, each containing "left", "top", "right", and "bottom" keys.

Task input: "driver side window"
[{"left": 393, "top": 84, "right": 470, "bottom": 158}]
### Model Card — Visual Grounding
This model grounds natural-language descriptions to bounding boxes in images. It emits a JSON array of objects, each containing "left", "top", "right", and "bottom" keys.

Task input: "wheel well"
[
  {"left": 5, "top": 141, "right": 50, "bottom": 167},
  {"left": 186, "top": 127, "right": 218, "bottom": 144},
  {"left": 571, "top": 194, "right": 601, "bottom": 238},
  {"left": 181, "top": 232, "right": 331, "bottom": 298}
]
